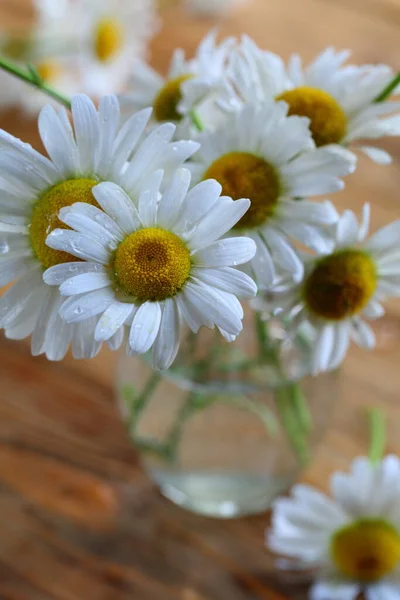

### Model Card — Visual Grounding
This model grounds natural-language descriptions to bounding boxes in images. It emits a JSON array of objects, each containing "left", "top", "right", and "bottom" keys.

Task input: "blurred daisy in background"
[
  {"left": 45, "top": 170, "right": 257, "bottom": 369},
  {"left": 254, "top": 205, "right": 400, "bottom": 373},
  {"left": 0, "top": 94, "right": 197, "bottom": 360},
  {"left": 119, "top": 31, "right": 234, "bottom": 134},
  {"left": 225, "top": 37, "right": 400, "bottom": 164},
  {"left": 268, "top": 455, "right": 400, "bottom": 600},
  {"left": 188, "top": 101, "right": 355, "bottom": 288},
  {"left": 76, "top": 0, "right": 159, "bottom": 97}
]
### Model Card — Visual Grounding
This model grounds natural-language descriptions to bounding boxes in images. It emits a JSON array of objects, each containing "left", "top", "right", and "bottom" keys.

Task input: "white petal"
[
  {"left": 60, "top": 289, "right": 115, "bottom": 323},
  {"left": 192, "top": 267, "right": 257, "bottom": 298},
  {"left": 175, "top": 291, "right": 212, "bottom": 332},
  {"left": 111, "top": 107, "right": 152, "bottom": 177},
  {"left": 59, "top": 272, "right": 111, "bottom": 296},
  {"left": 173, "top": 179, "right": 222, "bottom": 234},
  {"left": 365, "top": 221, "right": 400, "bottom": 256},
  {"left": 0, "top": 267, "right": 42, "bottom": 327},
  {"left": 71, "top": 95, "right": 99, "bottom": 175},
  {"left": 129, "top": 301, "right": 162, "bottom": 355},
  {"left": 46, "top": 229, "right": 109, "bottom": 264},
  {"left": 329, "top": 322, "right": 351, "bottom": 370},
  {"left": 107, "top": 327, "right": 125, "bottom": 351},
  {"left": 92, "top": 182, "right": 141, "bottom": 233},
  {"left": 138, "top": 189, "right": 159, "bottom": 228},
  {"left": 311, "top": 580, "right": 360, "bottom": 600},
  {"left": 312, "top": 324, "right": 336, "bottom": 374},
  {"left": 188, "top": 197, "right": 251, "bottom": 249},
  {"left": 360, "top": 146, "right": 392, "bottom": 165},
  {"left": 95, "top": 302, "right": 134, "bottom": 342},
  {"left": 44, "top": 262, "right": 106, "bottom": 286},
  {"left": 192, "top": 237, "right": 256, "bottom": 268},
  {"left": 58, "top": 202, "right": 124, "bottom": 241},
  {"left": 351, "top": 317, "right": 376, "bottom": 349},
  {"left": 58, "top": 208, "right": 121, "bottom": 250},
  {"left": 31, "top": 287, "right": 58, "bottom": 356},
  {"left": 157, "top": 168, "right": 192, "bottom": 229},
  {"left": 336, "top": 210, "right": 360, "bottom": 247},
  {"left": 267, "top": 229, "right": 304, "bottom": 282},
  {"left": 96, "top": 95, "right": 120, "bottom": 177},
  {"left": 359, "top": 203, "right": 371, "bottom": 242},
  {"left": 152, "top": 298, "right": 182, "bottom": 370},
  {"left": 250, "top": 233, "right": 275, "bottom": 288},
  {"left": 183, "top": 281, "right": 243, "bottom": 335},
  {"left": 365, "top": 582, "right": 400, "bottom": 600},
  {"left": 363, "top": 300, "right": 385, "bottom": 320},
  {"left": 71, "top": 317, "right": 102, "bottom": 360},
  {"left": 38, "top": 105, "right": 79, "bottom": 177}
]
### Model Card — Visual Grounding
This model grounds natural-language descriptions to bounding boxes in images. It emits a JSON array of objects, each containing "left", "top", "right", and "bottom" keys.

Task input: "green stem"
[
  {"left": 128, "top": 372, "right": 162, "bottom": 433},
  {"left": 276, "top": 387, "right": 310, "bottom": 467},
  {"left": 0, "top": 56, "right": 72, "bottom": 109},
  {"left": 189, "top": 109, "right": 205, "bottom": 132},
  {"left": 288, "top": 383, "right": 312, "bottom": 434},
  {"left": 367, "top": 407, "right": 386, "bottom": 464},
  {"left": 374, "top": 72, "right": 400, "bottom": 103}
]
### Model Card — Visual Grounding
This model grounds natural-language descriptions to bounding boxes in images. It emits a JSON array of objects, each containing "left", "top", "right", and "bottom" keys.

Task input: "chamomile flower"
[
  {"left": 268, "top": 455, "right": 400, "bottom": 600},
  {"left": 226, "top": 37, "right": 400, "bottom": 164},
  {"left": 119, "top": 31, "right": 234, "bottom": 133},
  {"left": 76, "top": 0, "right": 158, "bottom": 97},
  {"left": 44, "top": 169, "right": 257, "bottom": 370},
  {"left": 254, "top": 205, "right": 400, "bottom": 374},
  {"left": 0, "top": 94, "right": 198, "bottom": 360},
  {"left": 188, "top": 101, "right": 355, "bottom": 287}
]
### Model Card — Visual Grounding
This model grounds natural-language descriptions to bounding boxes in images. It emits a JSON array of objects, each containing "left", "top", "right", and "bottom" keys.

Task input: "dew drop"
[{"left": 0, "top": 239, "right": 9, "bottom": 254}]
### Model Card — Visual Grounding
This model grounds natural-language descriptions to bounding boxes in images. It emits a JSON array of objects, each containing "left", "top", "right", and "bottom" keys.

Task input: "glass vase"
[{"left": 116, "top": 309, "right": 339, "bottom": 518}]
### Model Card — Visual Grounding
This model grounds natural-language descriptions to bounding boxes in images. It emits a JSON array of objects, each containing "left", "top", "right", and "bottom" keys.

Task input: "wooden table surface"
[{"left": 0, "top": 0, "right": 400, "bottom": 598}]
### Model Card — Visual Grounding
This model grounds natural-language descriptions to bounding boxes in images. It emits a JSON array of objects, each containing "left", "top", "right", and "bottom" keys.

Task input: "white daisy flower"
[
  {"left": 225, "top": 37, "right": 400, "bottom": 164},
  {"left": 268, "top": 455, "right": 400, "bottom": 600},
  {"left": 119, "top": 30, "right": 234, "bottom": 133},
  {"left": 75, "top": 0, "right": 158, "bottom": 97},
  {"left": 254, "top": 204, "right": 400, "bottom": 373},
  {"left": 44, "top": 169, "right": 257, "bottom": 370},
  {"left": 188, "top": 101, "right": 356, "bottom": 288},
  {"left": 0, "top": 94, "right": 198, "bottom": 360}
]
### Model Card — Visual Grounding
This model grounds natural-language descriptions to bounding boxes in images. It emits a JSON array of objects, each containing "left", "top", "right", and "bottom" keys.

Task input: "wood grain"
[{"left": 0, "top": 0, "right": 399, "bottom": 597}]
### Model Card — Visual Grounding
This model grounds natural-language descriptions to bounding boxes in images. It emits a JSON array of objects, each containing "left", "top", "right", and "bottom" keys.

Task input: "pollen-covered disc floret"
[
  {"left": 113, "top": 228, "right": 192, "bottom": 301},
  {"left": 225, "top": 36, "right": 400, "bottom": 163},
  {"left": 304, "top": 250, "right": 377, "bottom": 321},
  {"left": 268, "top": 456, "right": 400, "bottom": 600},
  {"left": 119, "top": 31, "right": 234, "bottom": 131},
  {"left": 189, "top": 101, "right": 355, "bottom": 287},
  {"left": 331, "top": 519, "right": 400, "bottom": 583},
  {"left": 276, "top": 87, "right": 347, "bottom": 147},
  {"left": 30, "top": 179, "right": 98, "bottom": 269},
  {"left": 0, "top": 93, "right": 198, "bottom": 361},
  {"left": 253, "top": 204, "right": 400, "bottom": 374},
  {"left": 45, "top": 169, "right": 257, "bottom": 370},
  {"left": 204, "top": 152, "right": 281, "bottom": 229}
]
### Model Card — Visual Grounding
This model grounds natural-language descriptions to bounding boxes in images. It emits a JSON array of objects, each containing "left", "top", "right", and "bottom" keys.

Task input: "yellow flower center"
[
  {"left": 36, "top": 60, "right": 61, "bottom": 83},
  {"left": 276, "top": 86, "right": 347, "bottom": 147},
  {"left": 331, "top": 519, "right": 400, "bottom": 582},
  {"left": 113, "top": 227, "right": 191, "bottom": 302},
  {"left": 153, "top": 75, "right": 193, "bottom": 122},
  {"left": 94, "top": 18, "right": 124, "bottom": 63},
  {"left": 304, "top": 250, "right": 377, "bottom": 321},
  {"left": 203, "top": 152, "right": 281, "bottom": 229},
  {"left": 30, "top": 179, "right": 98, "bottom": 270}
]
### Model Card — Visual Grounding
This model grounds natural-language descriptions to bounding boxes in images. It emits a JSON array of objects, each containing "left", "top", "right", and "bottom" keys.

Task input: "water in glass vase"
[{"left": 117, "top": 313, "right": 339, "bottom": 518}]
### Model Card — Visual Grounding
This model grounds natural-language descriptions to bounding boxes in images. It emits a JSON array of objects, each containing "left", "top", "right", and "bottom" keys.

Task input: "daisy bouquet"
[{"left": 0, "top": 31, "right": 399, "bottom": 474}]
